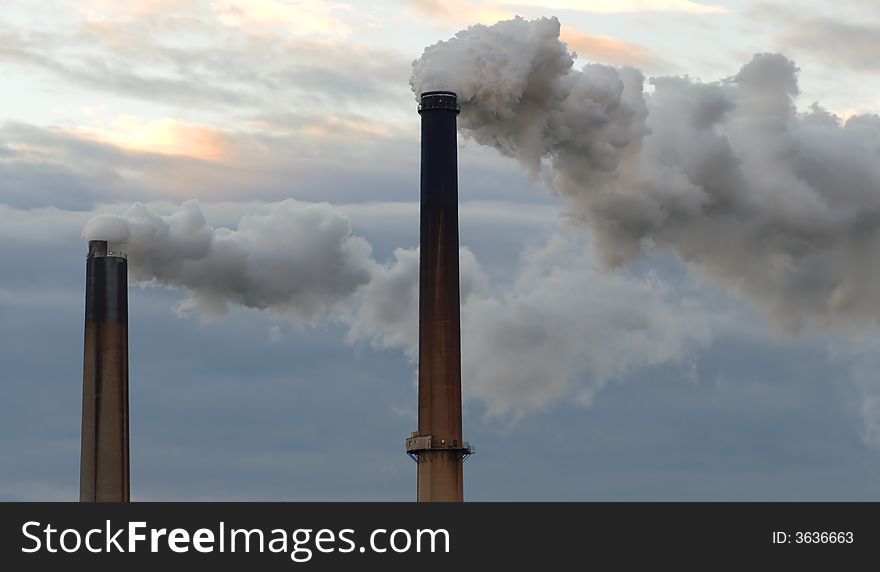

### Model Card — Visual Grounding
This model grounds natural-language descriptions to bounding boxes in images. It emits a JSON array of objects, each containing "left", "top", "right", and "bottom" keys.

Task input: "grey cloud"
[
  {"left": 747, "top": 4, "right": 880, "bottom": 74},
  {"left": 828, "top": 334, "right": 880, "bottom": 451},
  {"left": 0, "top": 120, "right": 419, "bottom": 207},
  {"left": 0, "top": 122, "right": 226, "bottom": 208},
  {"left": 0, "top": 114, "right": 552, "bottom": 227},
  {"left": 778, "top": 17, "right": 880, "bottom": 73},
  {"left": 0, "top": 123, "right": 139, "bottom": 209},
  {"left": 0, "top": 9, "right": 411, "bottom": 114},
  {"left": 0, "top": 37, "right": 252, "bottom": 108},
  {"left": 0, "top": 159, "right": 112, "bottom": 210}
]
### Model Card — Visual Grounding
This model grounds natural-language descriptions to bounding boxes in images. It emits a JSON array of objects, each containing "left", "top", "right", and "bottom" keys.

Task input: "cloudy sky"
[{"left": 3, "top": 0, "right": 880, "bottom": 500}]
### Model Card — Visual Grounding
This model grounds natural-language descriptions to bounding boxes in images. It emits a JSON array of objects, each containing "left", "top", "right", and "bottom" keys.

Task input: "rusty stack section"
[
  {"left": 405, "top": 90, "right": 472, "bottom": 502},
  {"left": 80, "top": 239, "right": 130, "bottom": 502}
]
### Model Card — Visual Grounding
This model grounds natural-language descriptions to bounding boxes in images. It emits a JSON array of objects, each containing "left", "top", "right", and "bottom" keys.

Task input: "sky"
[{"left": 2, "top": 0, "right": 880, "bottom": 500}]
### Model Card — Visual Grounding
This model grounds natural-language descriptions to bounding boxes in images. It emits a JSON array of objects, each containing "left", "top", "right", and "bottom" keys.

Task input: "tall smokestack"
[
  {"left": 80, "top": 239, "right": 130, "bottom": 502},
  {"left": 406, "top": 90, "right": 472, "bottom": 502}
]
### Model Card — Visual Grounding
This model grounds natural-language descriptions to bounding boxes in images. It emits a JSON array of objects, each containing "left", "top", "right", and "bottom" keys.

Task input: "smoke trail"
[
  {"left": 84, "top": 201, "right": 707, "bottom": 415},
  {"left": 84, "top": 200, "right": 377, "bottom": 322},
  {"left": 412, "top": 16, "right": 880, "bottom": 331}
]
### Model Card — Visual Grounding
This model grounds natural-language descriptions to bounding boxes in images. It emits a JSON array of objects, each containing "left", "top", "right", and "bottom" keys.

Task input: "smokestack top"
[
  {"left": 419, "top": 90, "right": 460, "bottom": 114},
  {"left": 88, "top": 240, "right": 108, "bottom": 258},
  {"left": 88, "top": 240, "right": 126, "bottom": 259}
]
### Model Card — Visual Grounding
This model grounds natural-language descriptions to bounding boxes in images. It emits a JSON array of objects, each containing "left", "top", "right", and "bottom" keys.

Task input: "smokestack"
[
  {"left": 405, "top": 90, "right": 472, "bottom": 502},
  {"left": 80, "top": 239, "right": 130, "bottom": 502}
]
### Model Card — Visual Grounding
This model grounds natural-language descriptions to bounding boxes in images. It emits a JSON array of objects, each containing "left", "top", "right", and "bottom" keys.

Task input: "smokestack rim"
[
  {"left": 87, "top": 239, "right": 127, "bottom": 259},
  {"left": 419, "top": 90, "right": 460, "bottom": 114}
]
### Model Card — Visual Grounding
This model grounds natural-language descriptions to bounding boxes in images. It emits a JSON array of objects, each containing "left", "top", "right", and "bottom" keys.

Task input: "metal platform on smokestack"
[
  {"left": 406, "top": 432, "right": 474, "bottom": 463},
  {"left": 408, "top": 89, "right": 471, "bottom": 502}
]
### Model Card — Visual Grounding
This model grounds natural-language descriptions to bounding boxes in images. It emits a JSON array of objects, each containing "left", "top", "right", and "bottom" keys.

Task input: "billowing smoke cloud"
[
  {"left": 84, "top": 201, "right": 707, "bottom": 415},
  {"left": 412, "top": 16, "right": 880, "bottom": 331},
  {"left": 346, "top": 231, "right": 710, "bottom": 416},
  {"left": 412, "top": 16, "right": 647, "bottom": 182},
  {"left": 84, "top": 200, "right": 376, "bottom": 322},
  {"left": 459, "top": 234, "right": 710, "bottom": 416}
]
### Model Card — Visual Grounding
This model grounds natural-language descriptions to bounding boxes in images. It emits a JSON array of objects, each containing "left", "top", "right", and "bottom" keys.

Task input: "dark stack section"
[
  {"left": 405, "top": 90, "right": 471, "bottom": 502},
  {"left": 80, "top": 239, "right": 130, "bottom": 502}
]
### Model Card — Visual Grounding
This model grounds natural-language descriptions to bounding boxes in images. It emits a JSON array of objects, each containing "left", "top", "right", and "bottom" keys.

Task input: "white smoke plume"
[
  {"left": 84, "top": 200, "right": 377, "bottom": 322},
  {"left": 412, "top": 16, "right": 880, "bottom": 331},
  {"left": 84, "top": 201, "right": 708, "bottom": 415}
]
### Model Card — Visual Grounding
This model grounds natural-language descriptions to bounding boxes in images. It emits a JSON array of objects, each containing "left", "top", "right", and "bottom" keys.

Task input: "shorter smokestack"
[{"left": 80, "top": 240, "right": 130, "bottom": 502}]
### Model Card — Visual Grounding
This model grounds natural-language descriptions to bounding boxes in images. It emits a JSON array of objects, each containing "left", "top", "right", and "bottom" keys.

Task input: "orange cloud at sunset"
[
  {"left": 89, "top": 117, "right": 233, "bottom": 160},
  {"left": 505, "top": 0, "right": 727, "bottom": 14},
  {"left": 560, "top": 27, "right": 670, "bottom": 70},
  {"left": 404, "top": 0, "right": 512, "bottom": 26},
  {"left": 300, "top": 115, "right": 395, "bottom": 139},
  {"left": 76, "top": 0, "right": 365, "bottom": 40},
  {"left": 212, "top": 0, "right": 365, "bottom": 39},
  {"left": 406, "top": 0, "right": 727, "bottom": 24},
  {"left": 76, "top": 0, "right": 196, "bottom": 19}
]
